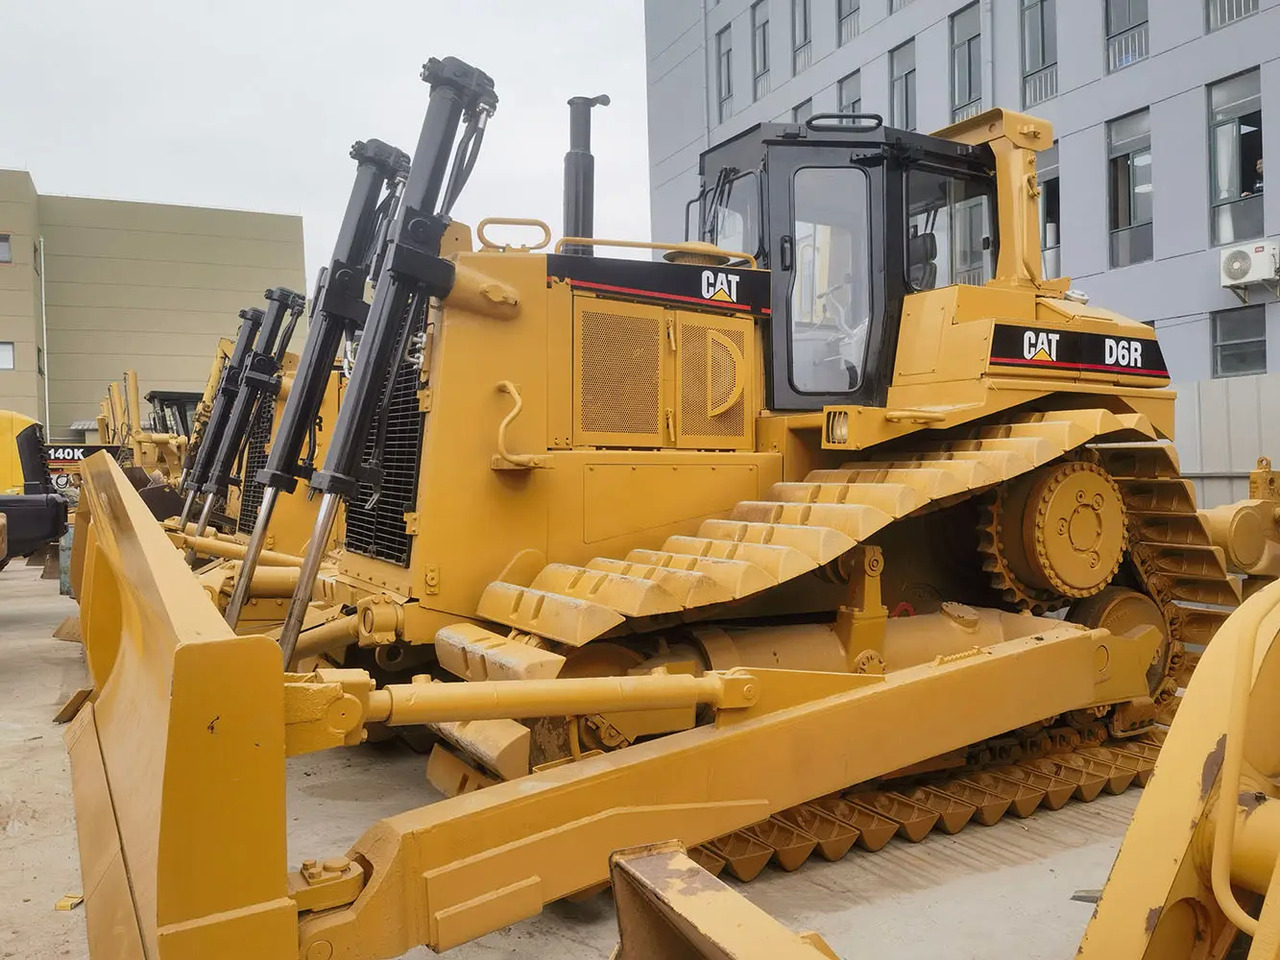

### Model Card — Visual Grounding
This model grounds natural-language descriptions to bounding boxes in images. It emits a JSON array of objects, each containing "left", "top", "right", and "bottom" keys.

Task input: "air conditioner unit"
[{"left": 1221, "top": 240, "right": 1280, "bottom": 288}]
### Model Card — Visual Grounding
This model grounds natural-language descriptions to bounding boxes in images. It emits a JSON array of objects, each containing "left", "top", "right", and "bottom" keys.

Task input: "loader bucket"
[{"left": 65, "top": 452, "right": 295, "bottom": 959}]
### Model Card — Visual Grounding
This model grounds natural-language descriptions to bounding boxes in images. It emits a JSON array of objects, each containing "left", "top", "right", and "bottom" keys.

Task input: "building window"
[
  {"left": 1108, "top": 109, "right": 1154, "bottom": 268},
  {"left": 838, "top": 0, "right": 860, "bottom": 44},
  {"left": 1212, "top": 305, "right": 1267, "bottom": 377},
  {"left": 715, "top": 26, "right": 733, "bottom": 123},
  {"left": 1209, "top": 69, "right": 1264, "bottom": 247},
  {"left": 792, "top": 0, "right": 812, "bottom": 74},
  {"left": 890, "top": 0, "right": 914, "bottom": 11},
  {"left": 0, "top": 342, "right": 13, "bottom": 370},
  {"left": 1039, "top": 143, "right": 1061, "bottom": 277},
  {"left": 1208, "top": 0, "right": 1258, "bottom": 31},
  {"left": 792, "top": 99, "right": 813, "bottom": 123},
  {"left": 751, "top": 0, "right": 771, "bottom": 101},
  {"left": 838, "top": 71, "right": 862, "bottom": 119},
  {"left": 0, "top": 235, "right": 10, "bottom": 264},
  {"left": 951, "top": 4, "right": 982, "bottom": 122},
  {"left": 1106, "top": 0, "right": 1148, "bottom": 73},
  {"left": 891, "top": 40, "right": 916, "bottom": 132},
  {"left": 1022, "top": 0, "right": 1058, "bottom": 107}
]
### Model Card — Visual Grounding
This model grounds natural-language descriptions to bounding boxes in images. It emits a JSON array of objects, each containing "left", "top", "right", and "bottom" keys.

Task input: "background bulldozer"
[{"left": 63, "top": 55, "right": 1280, "bottom": 960}]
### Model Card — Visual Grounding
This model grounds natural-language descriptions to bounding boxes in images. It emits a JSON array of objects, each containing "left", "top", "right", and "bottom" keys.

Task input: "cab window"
[
  {"left": 906, "top": 166, "right": 995, "bottom": 289},
  {"left": 689, "top": 171, "right": 762, "bottom": 259},
  {"left": 790, "top": 166, "right": 872, "bottom": 394}
]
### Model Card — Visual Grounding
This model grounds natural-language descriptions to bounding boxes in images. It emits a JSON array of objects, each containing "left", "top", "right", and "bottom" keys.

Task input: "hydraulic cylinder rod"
[
  {"left": 177, "top": 308, "right": 262, "bottom": 529},
  {"left": 189, "top": 287, "right": 305, "bottom": 543},
  {"left": 363, "top": 672, "right": 757, "bottom": 726},
  {"left": 224, "top": 139, "right": 409, "bottom": 628},
  {"left": 176, "top": 533, "right": 303, "bottom": 567},
  {"left": 278, "top": 57, "right": 498, "bottom": 662}
]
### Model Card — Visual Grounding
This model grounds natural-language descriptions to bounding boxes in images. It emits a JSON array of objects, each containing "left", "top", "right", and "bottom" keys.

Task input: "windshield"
[
  {"left": 790, "top": 166, "right": 872, "bottom": 394},
  {"left": 688, "top": 170, "right": 761, "bottom": 258},
  {"left": 906, "top": 166, "right": 996, "bottom": 289}
]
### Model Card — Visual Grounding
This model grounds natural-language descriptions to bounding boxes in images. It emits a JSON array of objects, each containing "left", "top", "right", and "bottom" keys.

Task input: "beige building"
[{"left": 0, "top": 169, "right": 305, "bottom": 438}]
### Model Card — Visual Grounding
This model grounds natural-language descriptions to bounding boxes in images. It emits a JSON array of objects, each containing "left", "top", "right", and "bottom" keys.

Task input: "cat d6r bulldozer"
[{"left": 64, "top": 56, "right": 1280, "bottom": 960}]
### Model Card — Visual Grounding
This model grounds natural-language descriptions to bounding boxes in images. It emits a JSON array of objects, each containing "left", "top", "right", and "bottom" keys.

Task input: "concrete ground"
[{"left": 0, "top": 562, "right": 1139, "bottom": 960}]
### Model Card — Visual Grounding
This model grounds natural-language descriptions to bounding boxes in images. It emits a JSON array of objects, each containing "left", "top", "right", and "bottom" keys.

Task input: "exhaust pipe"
[{"left": 561, "top": 94, "right": 610, "bottom": 257}]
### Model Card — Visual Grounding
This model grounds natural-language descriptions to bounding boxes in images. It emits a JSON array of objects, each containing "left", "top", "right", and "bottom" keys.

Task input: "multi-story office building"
[
  {"left": 0, "top": 169, "right": 305, "bottom": 437},
  {"left": 645, "top": 0, "right": 1280, "bottom": 387}
]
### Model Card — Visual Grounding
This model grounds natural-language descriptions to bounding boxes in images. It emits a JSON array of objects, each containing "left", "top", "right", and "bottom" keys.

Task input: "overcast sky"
[{"left": 0, "top": 1, "right": 652, "bottom": 283}]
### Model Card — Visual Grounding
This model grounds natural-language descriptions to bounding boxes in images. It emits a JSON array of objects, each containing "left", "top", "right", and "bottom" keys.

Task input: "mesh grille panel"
[
  {"left": 579, "top": 310, "right": 661, "bottom": 435},
  {"left": 681, "top": 325, "right": 744, "bottom": 437},
  {"left": 342, "top": 304, "right": 427, "bottom": 567},
  {"left": 236, "top": 397, "right": 275, "bottom": 534}
]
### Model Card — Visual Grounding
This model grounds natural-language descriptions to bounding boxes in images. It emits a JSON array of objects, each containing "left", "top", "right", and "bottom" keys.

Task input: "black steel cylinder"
[
  {"left": 255, "top": 140, "right": 408, "bottom": 494},
  {"left": 310, "top": 57, "right": 494, "bottom": 498},
  {"left": 199, "top": 289, "right": 301, "bottom": 496},
  {"left": 562, "top": 95, "right": 610, "bottom": 257},
  {"left": 184, "top": 309, "right": 262, "bottom": 494}
]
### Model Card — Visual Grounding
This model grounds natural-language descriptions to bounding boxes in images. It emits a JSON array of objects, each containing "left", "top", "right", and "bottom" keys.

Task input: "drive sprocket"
[{"left": 979, "top": 459, "right": 1128, "bottom": 615}]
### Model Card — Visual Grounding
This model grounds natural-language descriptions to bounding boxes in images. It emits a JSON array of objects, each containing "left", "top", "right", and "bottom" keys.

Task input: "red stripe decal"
[{"left": 990, "top": 356, "right": 1169, "bottom": 377}]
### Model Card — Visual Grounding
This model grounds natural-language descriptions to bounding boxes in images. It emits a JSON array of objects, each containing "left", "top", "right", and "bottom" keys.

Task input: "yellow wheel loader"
[{"left": 62, "top": 56, "right": 1280, "bottom": 960}]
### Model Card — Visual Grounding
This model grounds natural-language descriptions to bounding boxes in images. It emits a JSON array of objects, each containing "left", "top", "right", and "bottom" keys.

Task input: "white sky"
[{"left": 0, "top": 0, "right": 652, "bottom": 283}]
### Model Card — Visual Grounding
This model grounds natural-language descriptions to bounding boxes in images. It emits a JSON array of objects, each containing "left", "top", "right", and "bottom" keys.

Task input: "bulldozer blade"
[
  {"left": 63, "top": 453, "right": 294, "bottom": 960},
  {"left": 52, "top": 613, "right": 82, "bottom": 642},
  {"left": 52, "top": 687, "right": 92, "bottom": 724}
]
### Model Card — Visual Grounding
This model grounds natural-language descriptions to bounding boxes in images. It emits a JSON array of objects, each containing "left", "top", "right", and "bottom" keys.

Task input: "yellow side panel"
[
  {"left": 573, "top": 297, "right": 668, "bottom": 448},
  {"left": 675, "top": 310, "right": 754, "bottom": 451},
  {"left": 581, "top": 461, "right": 763, "bottom": 544}
]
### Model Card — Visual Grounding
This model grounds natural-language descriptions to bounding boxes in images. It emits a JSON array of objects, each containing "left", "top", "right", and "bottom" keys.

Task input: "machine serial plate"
[{"left": 989, "top": 324, "right": 1169, "bottom": 379}]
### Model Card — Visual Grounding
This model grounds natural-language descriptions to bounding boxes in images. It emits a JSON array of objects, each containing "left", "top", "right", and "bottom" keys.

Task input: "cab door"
[{"left": 765, "top": 145, "right": 898, "bottom": 411}]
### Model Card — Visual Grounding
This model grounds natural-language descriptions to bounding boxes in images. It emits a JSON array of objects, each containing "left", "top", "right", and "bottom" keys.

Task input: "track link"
[
  {"left": 1098, "top": 445, "right": 1240, "bottom": 728},
  {"left": 690, "top": 728, "right": 1162, "bottom": 882}
]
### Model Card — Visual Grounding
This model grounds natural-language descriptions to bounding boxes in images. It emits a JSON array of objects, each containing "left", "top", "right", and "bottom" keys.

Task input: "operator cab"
[
  {"left": 687, "top": 115, "right": 998, "bottom": 411},
  {"left": 146, "top": 389, "right": 202, "bottom": 437}
]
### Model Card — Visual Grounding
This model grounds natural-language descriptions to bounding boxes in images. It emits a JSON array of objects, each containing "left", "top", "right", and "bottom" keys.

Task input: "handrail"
[
  {"left": 492, "top": 381, "right": 548, "bottom": 470},
  {"left": 554, "top": 236, "right": 758, "bottom": 268},
  {"left": 477, "top": 217, "right": 551, "bottom": 252}
]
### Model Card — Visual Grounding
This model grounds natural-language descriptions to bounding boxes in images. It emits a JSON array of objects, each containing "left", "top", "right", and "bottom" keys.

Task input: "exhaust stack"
[{"left": 562, "top": 94, "right": 610, "bottom": 256}]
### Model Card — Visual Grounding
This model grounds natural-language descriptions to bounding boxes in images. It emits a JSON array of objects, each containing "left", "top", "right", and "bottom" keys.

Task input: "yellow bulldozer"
[
  {"left": 63, "top": 56, "right": 1280, "bottom": 960},
  {"left": 95, "top": 369, "right": 200, "bottom": 482}
]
